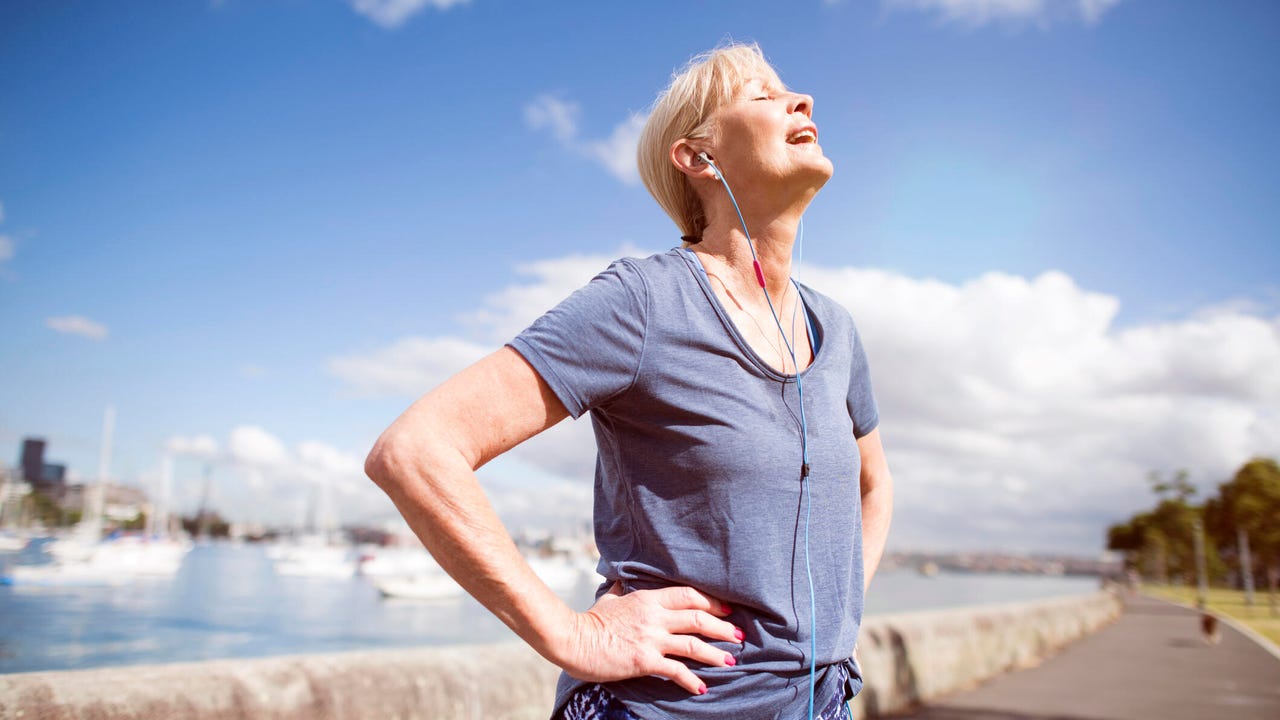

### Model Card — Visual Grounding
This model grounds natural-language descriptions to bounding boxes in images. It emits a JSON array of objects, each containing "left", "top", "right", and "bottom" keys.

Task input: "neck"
[{"left": 695, "top": 205, "right": 802, "bottom": 300}]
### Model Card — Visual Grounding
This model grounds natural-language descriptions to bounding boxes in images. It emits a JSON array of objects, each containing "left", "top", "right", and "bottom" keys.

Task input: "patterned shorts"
[{"left": 559, "top": 666, "right": 853, "bottom": 720}]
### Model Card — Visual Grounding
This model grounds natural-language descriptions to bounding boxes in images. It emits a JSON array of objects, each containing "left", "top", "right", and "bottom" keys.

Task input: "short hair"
[{"left": 637, "top": 42, "right": 780, "bottom": 240}]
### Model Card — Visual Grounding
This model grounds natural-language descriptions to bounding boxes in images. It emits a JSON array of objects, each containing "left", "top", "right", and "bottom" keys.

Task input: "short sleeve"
[
  {"left": 847, "top": 322, "right": 879, "bottom": 439},
  {"left": 507, "top": 258, "right": 649, "bottom": 419}
]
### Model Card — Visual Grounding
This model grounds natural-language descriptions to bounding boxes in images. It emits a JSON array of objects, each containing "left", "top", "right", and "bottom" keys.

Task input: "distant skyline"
[{"left": 1, "top": 0, "right": 1277, "bottom": 554}]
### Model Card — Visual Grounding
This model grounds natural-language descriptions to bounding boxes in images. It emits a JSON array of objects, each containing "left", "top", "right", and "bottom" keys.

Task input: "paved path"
[{"left": 891, "top": 593, "right": 1280, "bottom": 720}]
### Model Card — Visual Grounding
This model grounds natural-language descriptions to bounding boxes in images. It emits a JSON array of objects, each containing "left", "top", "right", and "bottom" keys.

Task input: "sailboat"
[
  {"left": 267, "top": 481, "right": 357, "bottom": 579},
  {"left": 3, "top": 408, "right": 192, "bottom": 586}
]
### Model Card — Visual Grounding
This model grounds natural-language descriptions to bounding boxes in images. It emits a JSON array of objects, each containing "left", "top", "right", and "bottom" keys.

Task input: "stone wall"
[{"left": 0, "top": 590, "right": 1120, "bottom": 719}]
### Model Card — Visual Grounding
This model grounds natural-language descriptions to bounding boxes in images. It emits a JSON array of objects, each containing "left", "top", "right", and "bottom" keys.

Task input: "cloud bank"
[{"left": 328, "top": 249, "right": 1279, "bottom": 553}]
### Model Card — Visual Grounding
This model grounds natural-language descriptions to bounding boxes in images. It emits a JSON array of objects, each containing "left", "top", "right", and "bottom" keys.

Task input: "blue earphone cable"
[{"left": 706, "top": 159, "right": 818, "bottom": 720}]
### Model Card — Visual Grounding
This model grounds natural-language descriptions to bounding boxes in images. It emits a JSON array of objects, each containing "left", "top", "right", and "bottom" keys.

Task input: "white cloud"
[
  {"left": 328, "top": 336, "right": 489, "bottom": 398},
  {"left": 585, "top": 114, "right": 647, "bottom": 186},
  {"left": 227, "top": 425, "right": 290, "bottom": 468},
  {"left": 525, "top": 94, "right": 646, "bottom": 185},
  {"left": 0, "top": 235, "right": 12, "bottom": 263},
  {"left": 885, "top": 0, "right": 1125, "bottom": 28},
  {"left": 327, "top": 248, "right": 1280, "bottom": 553},
  {"left": 46, "top": 315, "right": 108, "bottom": 340},
  {"left": 168, "top": 425, "right": 389, "bottom": 529},
  {"left": 524, "top": 95, "right": 580, "bottom": 144},
  {"left": 347, "top": 0, "right": 470, "bottom": 29}
]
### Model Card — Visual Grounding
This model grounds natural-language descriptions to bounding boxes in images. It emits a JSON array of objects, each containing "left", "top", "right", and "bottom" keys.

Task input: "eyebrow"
[{"left": 742, "top": 76, "right": 786, "bottom": 97}]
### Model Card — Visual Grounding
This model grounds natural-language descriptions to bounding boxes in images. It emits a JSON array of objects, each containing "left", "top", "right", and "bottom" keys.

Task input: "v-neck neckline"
[{"left": 677, "top": 248, "right": 823, "bottom": 381}]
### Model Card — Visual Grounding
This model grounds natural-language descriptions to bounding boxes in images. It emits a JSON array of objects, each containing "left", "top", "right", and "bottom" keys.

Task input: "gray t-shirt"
[{"left": 509, "top": 248, "right": 878, "bottom": 720}]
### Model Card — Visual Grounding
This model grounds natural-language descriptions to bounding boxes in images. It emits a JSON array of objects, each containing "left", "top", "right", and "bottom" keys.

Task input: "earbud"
[{"left": 696, "top": 152, "right": 723, "bottom": 180}]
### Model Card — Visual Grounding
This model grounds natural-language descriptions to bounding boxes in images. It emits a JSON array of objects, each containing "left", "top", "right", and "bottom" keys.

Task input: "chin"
[{"left": 801, "top": 156, "right": 834, "bottom": 189}]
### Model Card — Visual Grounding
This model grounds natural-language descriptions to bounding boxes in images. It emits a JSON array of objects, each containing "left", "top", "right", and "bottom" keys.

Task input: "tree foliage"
[
  {"left": 1112, "top": 458, "right": 1279, "bottom": 589},
  {"left": 1204, "top": 458, "right": 1280, "bottom": 579}
]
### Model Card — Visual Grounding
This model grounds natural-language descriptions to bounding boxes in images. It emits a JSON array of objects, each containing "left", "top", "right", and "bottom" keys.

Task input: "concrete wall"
[
  {"left": 852, "top": 590, "right": 1121, "bottom": 716},
  {"left": 0, "top": 590, "right": 1120, "bottom": 720}
]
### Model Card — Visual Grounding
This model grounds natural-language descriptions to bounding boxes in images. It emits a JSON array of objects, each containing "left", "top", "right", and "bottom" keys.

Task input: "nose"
[{"left": 788, "top": 92, "right": 814, "bottom": 118}]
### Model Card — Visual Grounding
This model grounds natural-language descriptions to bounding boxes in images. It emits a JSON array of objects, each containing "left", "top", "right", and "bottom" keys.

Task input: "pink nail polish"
[
  {"left": 721, "top": 602, "right": 731, "bottom": 614},
  {"left": 724, "top": 653, "right": 736, "bottom": 667},
  {"left": 698, "top": 683, "right": 708, "bottom": 695},
  {"left": 734, "top": 627, "right": 745, "bottom": 642}
]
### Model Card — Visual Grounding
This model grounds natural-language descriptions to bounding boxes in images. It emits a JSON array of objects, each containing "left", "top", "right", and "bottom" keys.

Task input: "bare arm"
[
  {"left": 365, "top": 346, "right": 740, "bottom": 695},
  {"left": 857, "top": 428, "right": 893, "bottom": 592}
]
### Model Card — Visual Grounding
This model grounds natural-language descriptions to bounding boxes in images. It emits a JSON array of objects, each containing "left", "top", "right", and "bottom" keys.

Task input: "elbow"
[{"left": 365, "top": 431, "right": 407, "bottom": 492}]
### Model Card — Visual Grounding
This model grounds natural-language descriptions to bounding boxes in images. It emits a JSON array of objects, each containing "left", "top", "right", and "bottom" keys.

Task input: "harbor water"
[{"left": 0, "top": 541, "right": 1101, "bottom": 675}]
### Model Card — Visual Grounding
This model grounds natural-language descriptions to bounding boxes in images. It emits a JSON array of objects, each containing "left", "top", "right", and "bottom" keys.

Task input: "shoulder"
[
  {"left": 608, "top": 248, "right": 688, "bottom": 279},
  {"left": 589, "top": 248, "right": 690, "bottom": 298}
]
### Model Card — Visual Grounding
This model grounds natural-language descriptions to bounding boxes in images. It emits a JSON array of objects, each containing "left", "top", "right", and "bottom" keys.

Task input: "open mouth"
[{"left": 787, "top": 128, "right": 817, "bottom": 144}]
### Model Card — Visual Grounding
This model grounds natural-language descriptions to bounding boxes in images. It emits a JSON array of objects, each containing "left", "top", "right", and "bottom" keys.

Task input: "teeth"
[{"left": 788, "top": 130, "right": 816, "bottom": 144}]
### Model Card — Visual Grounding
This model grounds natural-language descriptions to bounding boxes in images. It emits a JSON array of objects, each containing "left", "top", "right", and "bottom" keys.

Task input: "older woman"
[{"left": 366, "top": 43, "right": 893, "bottom": 720}]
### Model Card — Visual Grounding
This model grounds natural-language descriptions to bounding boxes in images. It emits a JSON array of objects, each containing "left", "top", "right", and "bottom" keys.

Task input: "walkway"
[{"left": 891, "top": 593, "right": 1280, "bottom": 720}]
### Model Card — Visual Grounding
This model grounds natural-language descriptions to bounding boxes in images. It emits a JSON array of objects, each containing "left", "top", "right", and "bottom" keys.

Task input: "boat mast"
[{"left": 83, "top": 405, "right": 114, "bottom": 539}]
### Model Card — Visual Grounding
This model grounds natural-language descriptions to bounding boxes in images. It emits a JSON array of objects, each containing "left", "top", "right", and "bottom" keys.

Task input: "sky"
[{"left": 1, "top": 0, "right": 1277, "bottom": 555}]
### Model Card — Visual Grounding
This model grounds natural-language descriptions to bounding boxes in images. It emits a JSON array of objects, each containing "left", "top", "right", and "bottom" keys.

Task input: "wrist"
[{"left": 525, "top": 593, "right": 582, "bottom": 668}]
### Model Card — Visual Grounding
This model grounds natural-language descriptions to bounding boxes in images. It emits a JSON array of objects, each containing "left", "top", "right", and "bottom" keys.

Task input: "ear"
[{"left": 670, "top": 139, "right": 717, "bottom": 180}]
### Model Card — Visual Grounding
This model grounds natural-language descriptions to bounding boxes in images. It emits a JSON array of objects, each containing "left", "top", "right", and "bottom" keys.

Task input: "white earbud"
[{"left": 696, "top": 152, "right": 722, "bottom": 179}]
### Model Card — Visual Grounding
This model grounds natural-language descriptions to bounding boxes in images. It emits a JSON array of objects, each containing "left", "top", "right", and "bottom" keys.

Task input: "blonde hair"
[{"left": 637, "top": 42, "right": 779, "bottom": 240}]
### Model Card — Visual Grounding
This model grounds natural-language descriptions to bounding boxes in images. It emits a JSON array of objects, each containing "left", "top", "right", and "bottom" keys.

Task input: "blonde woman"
[{"left": 367, "top": 42, "right": 893, "bottom": 720}]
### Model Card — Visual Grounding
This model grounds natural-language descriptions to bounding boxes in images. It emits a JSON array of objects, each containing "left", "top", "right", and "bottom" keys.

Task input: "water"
[{"left": 0, "top": 542, "right": 1101, "bottom": 675}]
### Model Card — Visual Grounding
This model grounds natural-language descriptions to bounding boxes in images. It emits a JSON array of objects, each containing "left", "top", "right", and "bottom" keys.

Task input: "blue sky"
[{"left": 1, "top": 0, "right": 1277, "bottom": 553}]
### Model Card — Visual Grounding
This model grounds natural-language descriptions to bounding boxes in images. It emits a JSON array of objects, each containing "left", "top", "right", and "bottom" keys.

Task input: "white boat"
[
  {"left": 6, "top": 534, "right": 191, "bottom": 586},
  {"left": 269, "top": 536, "right": 357, "bottom": 579},
  {"left": 372, "top": 572, "right": 463, "bottom": 600},
  {"left": 358, "top": 546, "right": 439, "bottom": 578}
]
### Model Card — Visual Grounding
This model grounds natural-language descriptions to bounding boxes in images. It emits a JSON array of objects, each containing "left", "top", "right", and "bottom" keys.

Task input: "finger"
[
  {"left": 605, "top": 581, "right": 624, "bottom": 596},
  {"left": 655, "top": 586, "right": 731, "bottom": 616},
  {"left": 666, "top": 609, "right": 742, "bottom": 644},
  {"left": 660, "top": 634, "right": 737, "bottom": 669},
  {"left": 655, "top": 658, "right": 708, "bottom": 696}
]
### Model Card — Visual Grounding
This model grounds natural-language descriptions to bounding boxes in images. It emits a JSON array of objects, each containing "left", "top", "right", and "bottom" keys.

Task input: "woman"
[{"left": 366, "top": 42, "right": 893, "bottom": 720}]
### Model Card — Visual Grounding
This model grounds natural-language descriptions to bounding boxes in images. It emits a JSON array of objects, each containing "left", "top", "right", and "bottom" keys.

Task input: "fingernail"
[
  {"left": 698, "top": 683, "right": 708, "bottom": 695},
  {"left": 721, "top": 602, "right": 731, "bottom": 614},
  {"left": 734, "top": 627, "right": 745, "bottom": 642},
  {"left": 724, "top": 653, "right": 736, "bottom": 667}
]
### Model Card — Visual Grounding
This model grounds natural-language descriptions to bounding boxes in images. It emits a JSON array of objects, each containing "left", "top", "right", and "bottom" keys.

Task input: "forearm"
[
  {"left": 367, "top": 436, "right": 574, "bottom": 661},
  {"left": 861, "top": 481, "right": 893, "bottom": 592}
]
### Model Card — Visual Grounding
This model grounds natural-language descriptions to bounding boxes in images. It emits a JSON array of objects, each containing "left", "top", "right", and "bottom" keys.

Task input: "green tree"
[
  {"left": 1204, "top": 457, "right": 1280, "bottom": 598},
  {"left": 1108, "top": 469, "right": 1227, "bottom": 585}
]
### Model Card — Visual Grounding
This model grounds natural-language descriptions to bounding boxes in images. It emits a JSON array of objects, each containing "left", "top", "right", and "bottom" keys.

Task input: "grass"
[{"left": 1142, "top": 584, "right": 1280, "bottom": 647}]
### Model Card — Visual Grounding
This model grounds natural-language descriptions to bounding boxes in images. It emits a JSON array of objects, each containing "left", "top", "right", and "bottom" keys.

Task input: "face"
[{"left": 704, "top": 71, "right": 833, "bottom": 193}]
